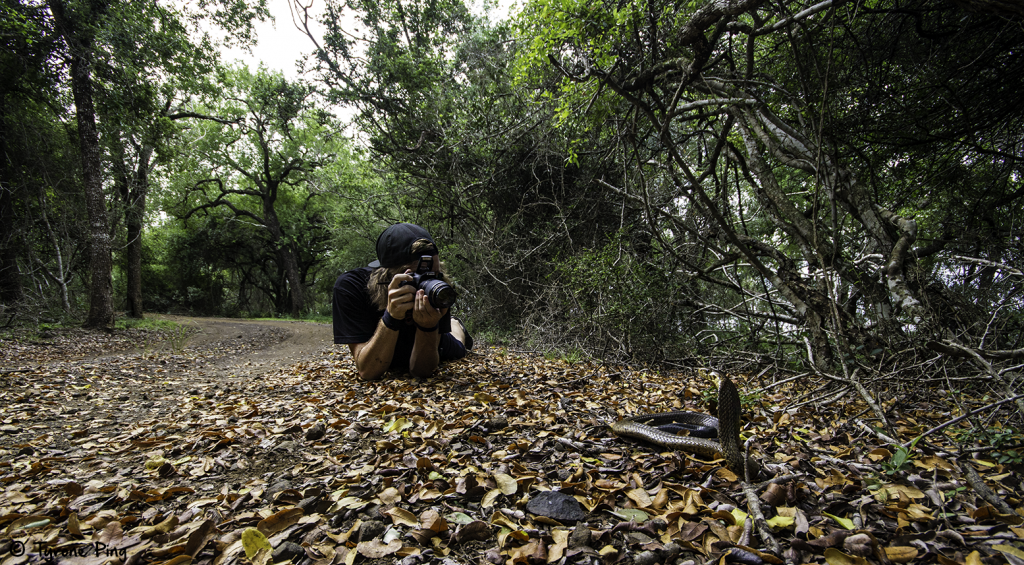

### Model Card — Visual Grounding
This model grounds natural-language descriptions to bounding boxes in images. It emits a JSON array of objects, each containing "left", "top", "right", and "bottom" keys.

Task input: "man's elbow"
[
  {"left": 357, "top": 366, "right": 387, "bottom": 381},
  {"left": 408, "top": 361, "right": 439, "bottom": 379}
]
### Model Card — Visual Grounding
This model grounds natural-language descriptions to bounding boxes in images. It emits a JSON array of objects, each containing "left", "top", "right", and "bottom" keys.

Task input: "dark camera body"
[{"left": 402, "top": 256, "right": 457, "bottom": 309}]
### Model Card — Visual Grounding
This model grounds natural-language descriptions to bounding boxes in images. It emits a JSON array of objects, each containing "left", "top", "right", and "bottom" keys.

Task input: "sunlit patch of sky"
[
  {"left": 221, "top": 0, "right": 516, "bottom": 82},
  {"left": 218, "top": 0, "right": 326, "bottom": 80}
]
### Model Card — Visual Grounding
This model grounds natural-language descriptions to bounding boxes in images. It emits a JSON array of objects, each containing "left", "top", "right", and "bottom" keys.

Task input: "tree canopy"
[
  {"left": 2, "top": 0, "right": 1021, "bottom": 380},
  {"left": 509, "top": 0, "right": 1024, "bottom": 369},
  {"left": 166, "top": 65, "right": 348, "bottom": 316}
]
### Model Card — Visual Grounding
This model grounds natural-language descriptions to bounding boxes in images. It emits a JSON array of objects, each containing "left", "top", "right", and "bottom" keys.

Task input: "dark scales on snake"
[{"left": 611, "top": 376, "right": 761, "bottom": 478}]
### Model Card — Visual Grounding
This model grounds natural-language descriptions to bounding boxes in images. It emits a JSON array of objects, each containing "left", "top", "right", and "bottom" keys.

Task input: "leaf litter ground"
[{"left": 0, "top": 318, "right": 1021, "bottom": 565}]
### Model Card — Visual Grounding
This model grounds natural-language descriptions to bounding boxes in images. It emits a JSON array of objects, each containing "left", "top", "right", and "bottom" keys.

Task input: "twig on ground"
[
  {"left": 959, "top": 442, "right": 1024, "bottom": 455},
  {"left": 941, "top": 341, "right": 1024, "bottom": 415},
  {"left": 855, "top": 419, "right": 898, "bottom": 445},
  {"left": 843, "top": 368, "right": 893, "bottom": 435},
  {"left": 741, "top": 480, "right": 781, "bottom": 556},
  {"left": 959, "top": 458, "right": 1016, "bottom": 515},
  {"left": 752, "top": 473, "right": 807, "bottom": 492},
  {"left": 750, "top": 372, "right": 811, "bottom": 395},
  {"left": 907, "top": 393, "right": 1024, "bottom": 450},
  {"left": 555, "top": 436, "right": 590, "bottom": 452},
  {"left": 805, "top": 452, "right": 877, "bottom": 474}
]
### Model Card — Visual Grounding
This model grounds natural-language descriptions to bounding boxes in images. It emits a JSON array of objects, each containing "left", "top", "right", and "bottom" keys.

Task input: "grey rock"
[
  {"left": 568, "top": 524, "right": 592, "bottom": 548},
  {"left": 525, "top": 490, "right": 586, "bottom": 523},
  {"left": 484, "top": 417, "right": 508, "bottom": 432},
  {"left": 266, "top": 480, "right": 293, "bottom": 499},
  {"left": 634, "top": 550, "right": 660, "bottom": 565},
  {"left": 297, "top": 495, "right": 325, "bottom": 514},
  {"left": 271, "top": 541, "right": 304, "bottom": 562},
  {"left": 305, "top": 422, "right": 326, "bottom": 441},
  {"left": 626, "top": 531, "right": 655, "bottom": 545},
  {"left": 662, "top": 542, "right": 682, "bottom": 560},
  {"left": 358, "top": 520, "right": 386, "bottom": 542}
]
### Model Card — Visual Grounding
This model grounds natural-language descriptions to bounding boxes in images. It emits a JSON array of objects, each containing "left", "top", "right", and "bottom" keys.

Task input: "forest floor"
[{"left": 0, "top": 317, "right": 1021, "bottom": 565}]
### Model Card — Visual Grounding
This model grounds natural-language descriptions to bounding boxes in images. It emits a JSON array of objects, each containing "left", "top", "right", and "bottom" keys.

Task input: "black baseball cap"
[{"left": 369, "top": 223, "right": 436, "bottom": 268}]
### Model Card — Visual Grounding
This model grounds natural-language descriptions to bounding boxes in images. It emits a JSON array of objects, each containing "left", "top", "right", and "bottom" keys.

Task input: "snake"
[{"left": 611, "top": 377, "right": 754, "bottom": 476}]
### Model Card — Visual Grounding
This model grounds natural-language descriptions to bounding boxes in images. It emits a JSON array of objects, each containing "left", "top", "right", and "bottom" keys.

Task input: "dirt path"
[
  {"left": 149, "top": 315, "right": 333, "bottom": 378},
  {"left": 0, "top": 316, "right": 337, "bottom": 454}
]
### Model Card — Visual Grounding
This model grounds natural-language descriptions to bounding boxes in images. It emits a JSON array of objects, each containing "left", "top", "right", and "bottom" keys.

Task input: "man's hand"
[
  {"left": 386, "top": 272, "right": 417, "bottom": 320},
  {"left": 408, "top": 289, "right": 445, "bottom": 378},
  {"left": 412, "top": 289, "right": 447, "bottom": 329}
]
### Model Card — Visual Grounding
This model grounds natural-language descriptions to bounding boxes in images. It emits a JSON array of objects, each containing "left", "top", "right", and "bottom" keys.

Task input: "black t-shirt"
[{"left": 332, "top": 267, "right": 452, "bottom": 371}]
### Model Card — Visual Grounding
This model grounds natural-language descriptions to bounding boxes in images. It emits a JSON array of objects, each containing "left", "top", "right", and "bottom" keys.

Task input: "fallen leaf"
[
  {"left": 385, "top": 507, "right": 419, "bottom": 528},
  {"left": 241, "top": 527, "right": 272, "bottom": 561},
  {"left": 357, "top": 539, "right": 402, "bottom": 558},
  {"left": 257, "top": 507, "right": 303, "bottom": 536},
  {"left": 494, "top": 473, "right": 518, "bottom": 495}
]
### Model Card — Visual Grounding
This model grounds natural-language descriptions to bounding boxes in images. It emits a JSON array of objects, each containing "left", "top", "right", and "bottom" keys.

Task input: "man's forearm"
[
  {"left": 408, "top": 328, "right": 440, "bottom": 378},
  {"left": 354, "top": 321, "right": 399, "bottom": 380}
]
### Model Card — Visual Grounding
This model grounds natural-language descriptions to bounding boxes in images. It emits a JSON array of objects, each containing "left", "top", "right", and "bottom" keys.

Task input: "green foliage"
[
  {"left": 140, "top": 216, "right": 231, "bottom": 314},
  {"left": 882, "top": 445, "right": 913, "bottom": 475},
  {"left": 994, "top": 448, "right": 1024, "bottom": 467},
  {"left": 114, "top": 317, "right": 182, "bottom": 332},
  {"left": 6, "top": 0, "right": 1023, "bottom": 396},
  {"left": 158, "top": 65, "right": 356, "bottom": 316},
  {"left": 882, "top": 436, "right": 922, "bottom": 475},
  {"left": 0, "top": 0, "right": 272, "bottom": 325},
  {"left": 953, "top": 425, "right": 1024, "bottom": 466},
  {"left": 544, "top": 229, "right": 690, "bottom": 360},
  {"left": 507, "top": 0, "right": 1024, "bottom": 372},
  {"left": 308, "top": 0, "right": 641, "bottom": 353}
]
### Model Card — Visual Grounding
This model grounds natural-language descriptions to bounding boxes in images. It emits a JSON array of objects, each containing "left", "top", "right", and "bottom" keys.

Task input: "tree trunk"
[
  {"left": 0, "top": 98, "right": 23, "bottom": 305},
  {"left": 279, "top": 245, "right": 305, "bottom": 316},
  {"left": 264, "top": 196, "right": 304, "bottom": 316},
  {"left": 72, "top": 43, "right": 114, "bottom": 329},
  {"left": 268, "top": 230, "right": 304, "bottom": 317},
  {"left": 124, "top": 146, "right": 152, "bottom": 319},
  {"left": 49, "top": 0, "right": 114, "bottom": 329},
  {"left": 37, "top": 187, "right": 72, "bottom": 312}
]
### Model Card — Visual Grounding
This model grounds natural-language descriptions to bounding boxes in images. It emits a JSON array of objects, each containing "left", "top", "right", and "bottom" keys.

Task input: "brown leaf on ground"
[{"left": 1, "top": 317, "right": 1022, "bottom": 565}]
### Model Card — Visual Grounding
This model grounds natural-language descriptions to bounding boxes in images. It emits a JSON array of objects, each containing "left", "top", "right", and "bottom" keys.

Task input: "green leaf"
[
  {"left": 823, "top": 512, "right": 855, "bottom": 530},
  {"left": 445, "top": 512, "right": 475, "bottom": 525},
  {"left": 241, "top": 527, "right": 272, "bottom": 560},
  {"left": 384, "top": 417, "right": 413, "bottom": 432}
]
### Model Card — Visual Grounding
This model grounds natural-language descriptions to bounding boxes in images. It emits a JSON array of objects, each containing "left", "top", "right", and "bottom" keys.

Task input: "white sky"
[
  {"left": 220, "top": 0, "right": 325, "bottom": 80},
  {"left": 221, "top": 0, "right": 516, "bottom": 81}
]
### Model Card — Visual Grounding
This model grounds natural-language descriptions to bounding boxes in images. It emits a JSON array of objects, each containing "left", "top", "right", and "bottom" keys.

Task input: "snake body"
[{"left": 611, "top": 377, "right": 746, "bottom": 474}]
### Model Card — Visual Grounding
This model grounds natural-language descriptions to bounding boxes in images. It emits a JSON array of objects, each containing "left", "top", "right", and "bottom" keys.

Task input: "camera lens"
[{"left": 421, "top": 279, "right": 457, "bottom": 309}]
